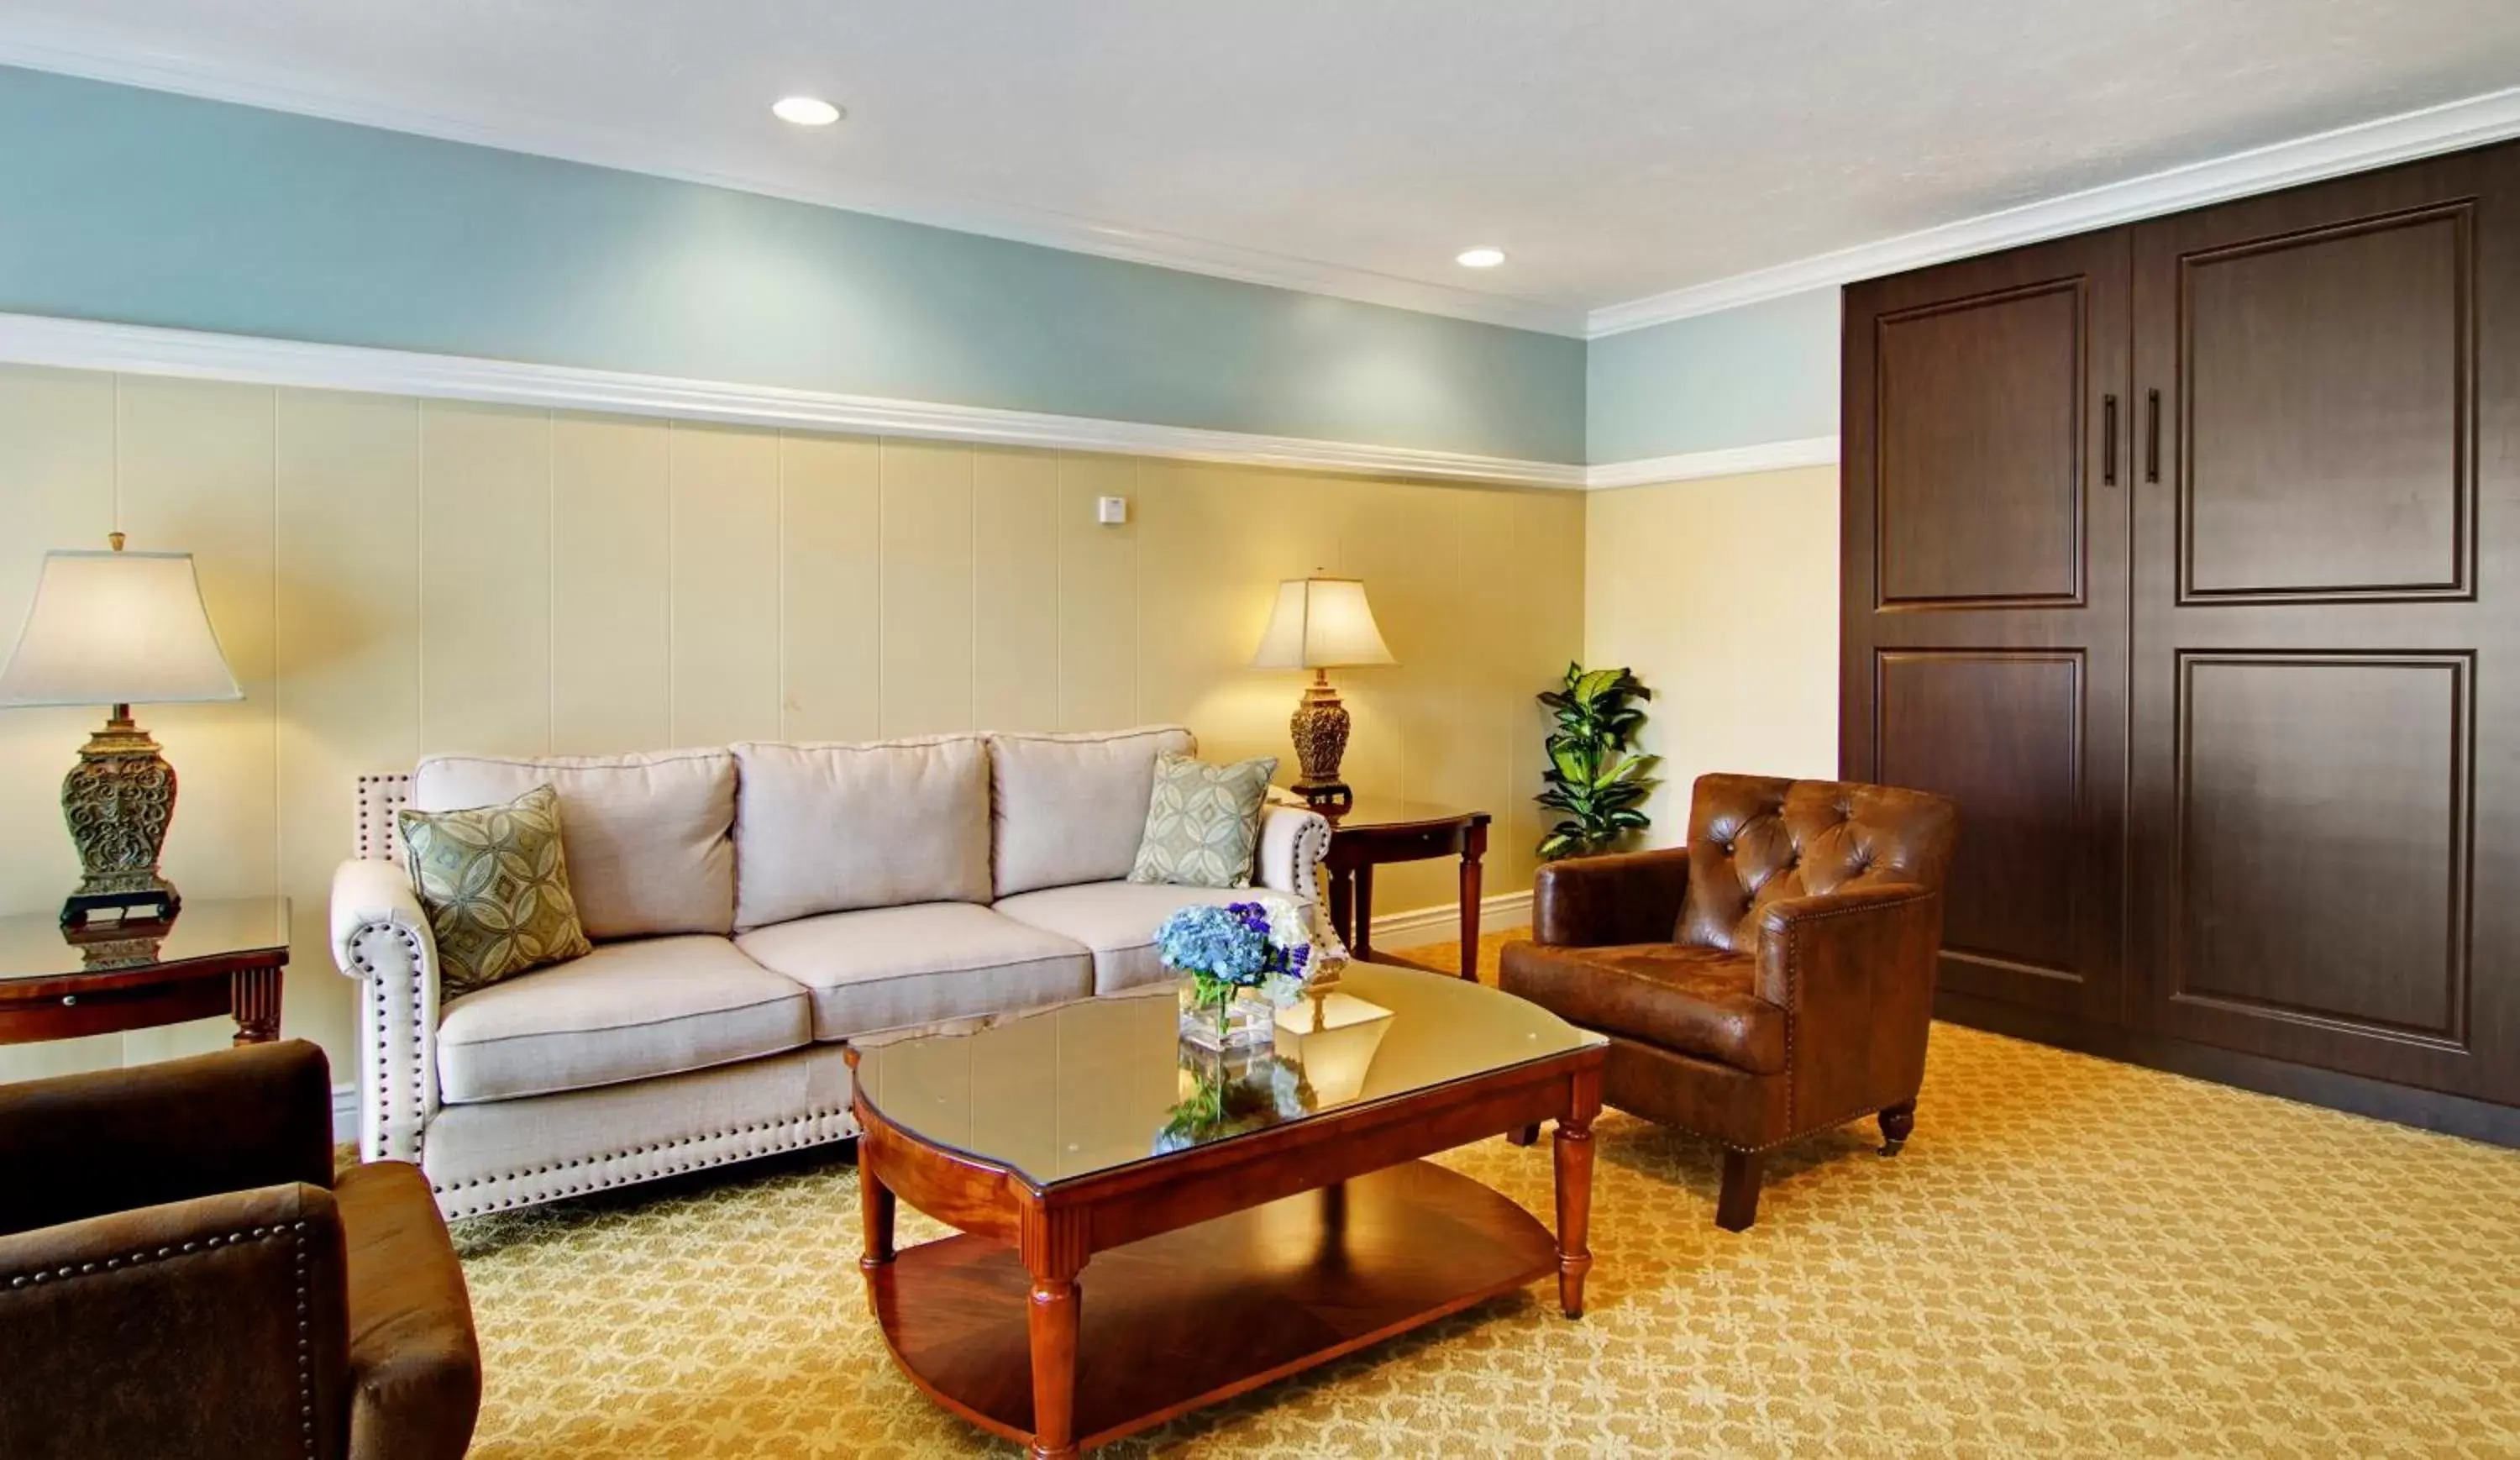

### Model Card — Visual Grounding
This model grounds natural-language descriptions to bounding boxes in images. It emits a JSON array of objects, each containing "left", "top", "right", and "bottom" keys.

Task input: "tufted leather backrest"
[{"left": 1677, "top": 773, "right": 1958, "bottom": 953}]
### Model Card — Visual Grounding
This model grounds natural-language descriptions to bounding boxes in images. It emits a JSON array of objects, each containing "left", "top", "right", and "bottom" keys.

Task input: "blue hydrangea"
[{"left": 1155, "top": 900, "right": 1310, "bottom": 990}]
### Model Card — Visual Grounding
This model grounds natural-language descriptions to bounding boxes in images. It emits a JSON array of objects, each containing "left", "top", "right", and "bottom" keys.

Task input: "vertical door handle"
[
  {"left": 2145, "top": 388, "right": 2161, "bottom": 483},
  {"left": 2103, "top": 394, "right": 2118, "bottom": 486}
]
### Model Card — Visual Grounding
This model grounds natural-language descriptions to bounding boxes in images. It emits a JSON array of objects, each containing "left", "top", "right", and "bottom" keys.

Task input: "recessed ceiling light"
[
  {"left": 773, "top": 96, "right": 843, "bottom": 127},
  {"left": 1456, "top": 247, "right": 1507, "bottom": 269}
]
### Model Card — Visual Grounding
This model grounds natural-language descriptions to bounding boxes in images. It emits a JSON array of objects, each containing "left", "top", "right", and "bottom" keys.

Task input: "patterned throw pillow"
[
  {"left": 1129, "top": 753, "right": 1279, "bottom": 889},
  {"left": 398, "top": 783, "right": 593, "bottom": 999}
]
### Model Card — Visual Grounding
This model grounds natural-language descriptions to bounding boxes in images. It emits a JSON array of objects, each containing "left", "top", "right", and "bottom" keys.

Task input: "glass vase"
[{"left": 1177, "top": 979, "right": 1275, "bottom": 1051}]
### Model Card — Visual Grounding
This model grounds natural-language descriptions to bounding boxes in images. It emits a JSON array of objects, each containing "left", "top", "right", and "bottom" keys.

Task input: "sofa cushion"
[
  {"left": 736, "top": 902, "right": 1092, "bottom": 1042},
  {"left": 992, "top": 880, "right": 1276, "bottom": 994},
  {"left": 1498, "top": 942, "right": 1787, "bottom": 1074},
  {"left": 732, "top": 738, "right": 992, "bottom": 930},
  {"left": 413, "top": 749, "right": 736, "bottom": 940},
  {"left": 989, "top": 726, "right": 1195, "bottom": 896},
  {"left": 435, "top": 936, "right": 811, "bottom": 1104}
]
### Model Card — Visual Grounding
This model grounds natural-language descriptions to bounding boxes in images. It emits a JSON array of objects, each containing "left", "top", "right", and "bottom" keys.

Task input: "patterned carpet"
[{"left": 449, "top": 933, "right": 2520, "bottom": 1457}]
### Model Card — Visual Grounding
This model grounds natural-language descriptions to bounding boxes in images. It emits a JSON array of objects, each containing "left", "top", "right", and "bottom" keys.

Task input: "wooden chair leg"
[
  {"left": 1507, "top": 1123, "right": 1541, "bottom": 1148},
  {"left": 1716, "top": 1149, "right": 1763, "bottom": 1232},
  {"left": 1878, "top": 1099, "right": 1916, "bottom": 1157}
]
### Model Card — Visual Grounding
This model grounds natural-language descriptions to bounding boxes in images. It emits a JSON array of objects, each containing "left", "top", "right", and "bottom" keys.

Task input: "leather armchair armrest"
[
  {"left": 1531, "top": 848, "right": 1692, "bottom": 948},
  {"left": 0, "top": 1042, "right": 335, "bottom": 1237},
  {"left": 1756, "top": 882, "right": 1945, "bottom": 1130},
  {"left": 0, "top": 1183, "right": 350, "bottom": 1460},
  {"left": 330, "top": 858, "right": 442, "bottom": 1165},
  {"left": 1752, "top": 882, "right": 1941, "bottom": 1009}
]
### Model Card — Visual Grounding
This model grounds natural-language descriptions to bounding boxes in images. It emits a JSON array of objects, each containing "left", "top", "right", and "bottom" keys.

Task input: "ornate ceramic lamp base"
[
  {"left": 59, "top": 707, "right": 182, "bottom": 929},
  {"left": 1289, "top": 670, "right": 1355, "bottom": 810}
]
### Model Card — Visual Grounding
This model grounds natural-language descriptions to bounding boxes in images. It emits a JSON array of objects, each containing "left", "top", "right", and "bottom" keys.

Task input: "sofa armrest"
[
  {"left": 1756, "top": 882, "right": 1945, "bottom": 1126},
  {"left": 1256, "top": 801, "right": 1332, "bottom": 905},
  {"left": 0, "top": 1042, "right": 336, "bottom": 1237},
  {"left": 330, "top": 859, "right": 442, "bottom": 1165},
  {"left": 1531, "top": 848, "right": 1693, "bottom": 948},
  {"left": 0, "top": 1183, "right": 350, "bottom": 1460}
]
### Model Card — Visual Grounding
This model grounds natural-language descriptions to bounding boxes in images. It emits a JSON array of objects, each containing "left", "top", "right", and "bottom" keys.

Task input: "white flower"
[{"left": 1257, "top": 894, "right": 1311, "bottom": 952}]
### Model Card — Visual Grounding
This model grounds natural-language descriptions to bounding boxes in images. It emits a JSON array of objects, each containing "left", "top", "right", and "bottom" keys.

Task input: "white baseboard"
[
  {"left": 331, "top": 1082, "right": 360, "bottom": 1147},
  {"left": 1367, "top": 890, "right": 1533, "bottom": 953}
]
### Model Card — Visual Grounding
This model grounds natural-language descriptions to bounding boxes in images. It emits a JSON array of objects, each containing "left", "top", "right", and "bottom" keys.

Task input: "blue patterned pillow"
[{"left": 1128, "top": 754, "right": 1278, "bottom": 888}]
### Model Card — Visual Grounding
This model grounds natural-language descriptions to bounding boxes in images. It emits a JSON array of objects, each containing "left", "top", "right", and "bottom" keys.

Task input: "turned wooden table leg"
[
  {"left": 1552, "top": 1069, "right": 1601, "bottom": 1318},
  {"left": 1022, "top": 1210, "right": 1088, "bottom": 1459},
  {"left": 859, "top": 1163, "right": 896, "bottom": 1314},
  {"left": 1458, "top": 822, "right": 1487, "bottom": 981},
  {"left": 1351, "top": 864, "right": 1377, "bottom": 964},
  {"left": 1026, "top": 1270, "right": 1083, "bottom": 1458},
  {"left": 230, "top": 964, "right": 281, "bottom": 1045}
]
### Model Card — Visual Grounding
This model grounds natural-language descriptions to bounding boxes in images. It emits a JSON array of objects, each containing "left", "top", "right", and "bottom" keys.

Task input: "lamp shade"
[
  {"left": 1250, "top": 577, "right": 1397, "bottom": 670},
  {"left": 0, "top": 549, "right": 242, "bottom": 708}
]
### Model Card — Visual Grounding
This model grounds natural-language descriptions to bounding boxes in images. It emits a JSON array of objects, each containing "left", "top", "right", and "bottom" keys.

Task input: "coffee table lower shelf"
[{"left": 867, "top": 1160, "right": 1557, "bottom": 1452}]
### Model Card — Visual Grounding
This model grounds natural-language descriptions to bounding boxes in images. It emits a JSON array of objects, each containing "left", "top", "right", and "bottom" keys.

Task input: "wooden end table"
[
  {"left": 0, "top": 896, "right": 290, "bottom": 1047},
  {"left": 849, "top": 962, "right": 1605, "bottom": 1457},
  {"left": 1320, "top": 801, "right": 1492, "bottom": 979}
]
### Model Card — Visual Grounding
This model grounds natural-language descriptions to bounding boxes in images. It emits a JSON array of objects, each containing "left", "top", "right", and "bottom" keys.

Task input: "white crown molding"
[
  {"left": 0, "top": 33, "right": 1587, "bottom": 339},
  {"left": 1583, "top": 435, "right": 1839, "bottom": 491},
  {"left": 1587, "top": 84, "right": 2520, "bottom": 338},
  {"left": 0, "top": 311, "right": 1590, "bottom": 489}
]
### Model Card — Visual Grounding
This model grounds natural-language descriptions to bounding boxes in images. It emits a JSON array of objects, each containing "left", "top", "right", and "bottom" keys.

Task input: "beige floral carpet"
[{"left": 450, "top": 934, "right": 2520, "bottom": 1457}]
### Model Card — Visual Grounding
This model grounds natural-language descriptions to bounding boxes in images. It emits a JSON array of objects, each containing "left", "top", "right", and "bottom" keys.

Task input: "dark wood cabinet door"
[
  {"left": 1842, "top": 232, "right": 2132, "bottom": 1023},
  {"left": 2129, "top": 144, "right": 2520, "bottom": 1103}
]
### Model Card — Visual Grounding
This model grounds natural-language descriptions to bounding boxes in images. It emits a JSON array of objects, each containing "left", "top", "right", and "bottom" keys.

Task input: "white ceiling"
[{"left": 7, "top": 1, "right": 2520, "bottom": 337}]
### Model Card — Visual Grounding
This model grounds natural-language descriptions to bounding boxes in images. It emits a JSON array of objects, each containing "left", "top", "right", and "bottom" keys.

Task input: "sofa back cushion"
[
  {"left": 988, "top": 726, "right": 1196, "bottom": 896},
  {"left": 732, "top": 738, "right": 993, "bottom": 929},
  {"left": 412, "top": 749, "right": 738, "bottom": 939}
]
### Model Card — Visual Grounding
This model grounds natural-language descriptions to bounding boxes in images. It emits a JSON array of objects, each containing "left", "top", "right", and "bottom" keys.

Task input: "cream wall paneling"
[
  {"left": 0, "top": 364, "right": 1583, "bottom": 1087},
  {"left": 1585, "top": 465, "right": 1843, "bottom": 846}
]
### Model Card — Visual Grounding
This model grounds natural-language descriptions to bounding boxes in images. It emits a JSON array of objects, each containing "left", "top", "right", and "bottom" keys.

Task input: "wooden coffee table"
[{"left": 848, "top": 962, "right": 1607, "bottom": 1457}]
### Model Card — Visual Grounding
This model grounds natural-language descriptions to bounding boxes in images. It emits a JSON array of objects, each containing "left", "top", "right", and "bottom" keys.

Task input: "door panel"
[
  {"left": 2131, "top": 145, "right": 2520, "bottom": 1102},
  {"left": 1875, "top": 649, "right": 2084, "bottom": 984},
  {"left": 1843, "top": 232, "right": 2130, "bottom": 1021},
  {"left": 2181, "top": 203, "right": 2473, "bottom": 601},
  {"left": 1877, "top": 282, "right": 2087, "bottom": 605},
  {"left": 2172, "top": 652, "right": 2470, "bottom": 1043}
]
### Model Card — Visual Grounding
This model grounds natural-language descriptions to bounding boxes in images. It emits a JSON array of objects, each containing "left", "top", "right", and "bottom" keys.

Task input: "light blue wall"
[
  {"left": 0, "top": 67, "right": 1586, "bottom": 463},
  {"left": 1584, "top": 287, "right": 1840, "bottom": 463}
]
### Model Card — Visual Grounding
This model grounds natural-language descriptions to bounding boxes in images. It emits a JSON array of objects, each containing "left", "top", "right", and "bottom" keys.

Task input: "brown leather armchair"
[
  {"left": 0, "top": 1040, "right": 481, "bottom": 1460},
  {"left": 1501, "top": 773, "right": 1957, "bottom": 1230}
]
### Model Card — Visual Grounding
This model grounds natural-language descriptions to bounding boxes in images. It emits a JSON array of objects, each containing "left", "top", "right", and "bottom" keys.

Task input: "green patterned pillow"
[
  {"left": 1129, "top": 753, "right": 1278, "bottom": 889},
  {"left": 398, "top": 783, "right": 593, "bottom": 999}
]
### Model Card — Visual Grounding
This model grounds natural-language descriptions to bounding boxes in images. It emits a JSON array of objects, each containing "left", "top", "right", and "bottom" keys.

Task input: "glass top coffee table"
[{"left": 848, "top": 960, "right": 1608, "bottom": 1458}]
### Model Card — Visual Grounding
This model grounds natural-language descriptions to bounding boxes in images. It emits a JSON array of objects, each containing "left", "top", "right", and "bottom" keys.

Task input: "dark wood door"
[
  {"left": 1842, "top": 232, "right": 2133, "bottom": 1023},
  {"left": 2129, "top": 144, "right": 2520, "bottom": 1103}
]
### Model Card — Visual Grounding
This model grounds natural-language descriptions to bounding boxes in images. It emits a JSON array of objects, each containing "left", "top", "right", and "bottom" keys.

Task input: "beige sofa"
[{"left": 329, "top": 725, "right": 1331, "bottom": 1220}]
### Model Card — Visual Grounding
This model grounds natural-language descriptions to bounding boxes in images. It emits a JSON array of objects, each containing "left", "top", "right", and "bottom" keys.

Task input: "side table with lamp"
[
  {"left": 1251, "top": 576, "right": 1494, "bottom": 980},
  {"left": 0, "top": 534, "right": 283, "bottom": 1045}
]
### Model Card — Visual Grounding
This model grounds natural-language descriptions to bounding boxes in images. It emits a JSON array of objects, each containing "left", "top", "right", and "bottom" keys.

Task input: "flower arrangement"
[
  {"left": 1155, "top": 896, "right": 1320, "bottom": 1049},
  {"left": 1154, "top": 1045, "right": 1315, "bottom": 1153}
]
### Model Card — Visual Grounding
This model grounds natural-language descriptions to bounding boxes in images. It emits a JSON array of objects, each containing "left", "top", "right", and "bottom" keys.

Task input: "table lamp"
[
  {"left": 1251, "top": 576, "right": 1395, "bottom": 810},
  {"left": 0, "top": 534, "right": 242, "bottom": 927}
]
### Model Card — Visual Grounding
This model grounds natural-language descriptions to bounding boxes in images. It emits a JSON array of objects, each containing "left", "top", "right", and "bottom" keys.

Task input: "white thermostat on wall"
[{"left": 1096, "top": 495, "right": 1129, "bottom": 525}]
